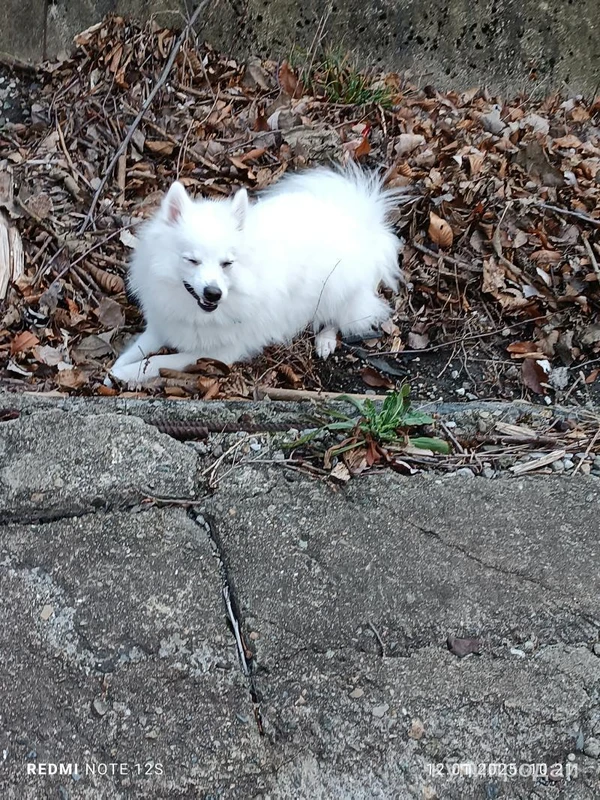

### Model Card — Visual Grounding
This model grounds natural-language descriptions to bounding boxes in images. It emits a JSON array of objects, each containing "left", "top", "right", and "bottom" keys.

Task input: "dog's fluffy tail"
[
  {"left": 263, "top": 163, "right": 408, "bottom": 291},
  {"left": 265, "top": 161, "right": 411, "bottom": 226}
]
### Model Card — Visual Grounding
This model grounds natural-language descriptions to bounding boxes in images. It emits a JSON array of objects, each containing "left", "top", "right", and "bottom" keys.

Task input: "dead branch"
[
  {"left": 412, "top": 241, "right": 483, "bottom": 273},
  {"left": 539, "top": 203, "right": 600, "bottom": 229},
  {"left": 255, "top": 385, "right": 385, "bottom": 402}
]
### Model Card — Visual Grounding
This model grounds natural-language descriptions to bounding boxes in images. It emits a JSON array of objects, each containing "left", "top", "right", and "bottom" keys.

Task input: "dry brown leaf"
[
  {"left": 278, "top": 60, "right": 303, "bottom": 98},
  {"left": 361, "top": 366, "right": 393, "bottom": 388},
  {"left": 553, "top": 134, "right": 582, "bottom": 149},
  {"left": 330, "top": 462, "right": 352, "bottom": 482},
  {"left": 354, "top": 134, "right": 371, "bottom": 159},
  {"left": 530, "top": 249, "right": 561, "bottom": 265},
  {"left": 97, "top": 384, "right": 118, "bottom": 396},
  {"left": 239, "top": 147, "right": 267, "bottom": 162},
  {"left": 521, "top": 359, "right": 546, "bottom": 395},
  {"left": 343, "top": 446, "right": 369, "bottom": 475},
  {"left": 34, "top": 345, "right": 65, "bottom": 366},
  {"left": 428, "top": 212, "right": 453, "bottom": 248},
  {"left": 569, "top": 106, "right": 590, "bottom": 123},
  {"left": 56, "top": 367, "right": 90, "bottom": 390},
  {"left": 25, "top": 193, "right": 53, "bottom": 220},
  {"left": 507, "top": 341, "right": 536, "bottom": 354},
  {"left": 187, "top": 358, "right": 230, "bottom": 376},
  {"left": 146, "top": 140, "right": 176, "bottom": 156},
  {"left": 72, "top": 335, "right": 113, "bottom": 364},
  {"left": 394, "top": 134, "right": 425, "bottom": 157},
  {"left": 468, "top": 151, "right": 485, "bottom": 175},
  {"left": 97, "top": 297, "right": 125, "bottom": 329},
  {"left": 277, "top": 363, "right": 302, "bottom": 387},
  {"left": 10, "top": 331, "right": 39, "bottom": 354},
  {"left": 482, "top": 258, "right": 506, "bottom": 293}
]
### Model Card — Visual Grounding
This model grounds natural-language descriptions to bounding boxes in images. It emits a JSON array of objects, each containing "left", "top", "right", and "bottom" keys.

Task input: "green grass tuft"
[{"left": 290, "top": 47, "right": 395, "bottom": 109}]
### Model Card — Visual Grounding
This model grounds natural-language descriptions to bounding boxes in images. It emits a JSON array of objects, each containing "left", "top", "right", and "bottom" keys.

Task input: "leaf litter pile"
[{"left": 1, "top": 13, "right": 600, "bottom": 474}]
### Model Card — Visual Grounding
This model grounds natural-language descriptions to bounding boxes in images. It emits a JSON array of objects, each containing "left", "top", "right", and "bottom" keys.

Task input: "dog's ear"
[
  {"left": 230, "top": 188, "right": 248, "bottom": 230},
  {"left": 163, "top": 181, "right": 189, "bottom": 225}
]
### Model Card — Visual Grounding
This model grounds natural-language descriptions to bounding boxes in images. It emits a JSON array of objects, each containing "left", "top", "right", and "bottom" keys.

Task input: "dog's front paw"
[
  {"left": 315, "top": 328, "right": 338, "bottom": 359},
  {"left": 108, "top": 359, "right": 158, "bottom": 387}
]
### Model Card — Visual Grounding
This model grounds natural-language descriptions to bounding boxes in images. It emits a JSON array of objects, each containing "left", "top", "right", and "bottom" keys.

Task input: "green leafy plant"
[{"left": 291, "top": 385, "right": 451, "bottom": 456}]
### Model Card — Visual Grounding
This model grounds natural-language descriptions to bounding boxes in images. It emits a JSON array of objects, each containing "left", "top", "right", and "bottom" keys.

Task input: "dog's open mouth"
[{"left": 183, "top": 281, "right": 219, "bottom": 313}]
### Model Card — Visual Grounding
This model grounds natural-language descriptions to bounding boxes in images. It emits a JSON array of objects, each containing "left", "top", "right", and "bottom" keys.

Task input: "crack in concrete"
[
  {"left": 411, "top": 522, "right": 600, "bottom": 633},
  {"left": 188, "top": 509, "right": 266, "bottom": 738},
  {"left": 0, "top": 494, "right": 207, "bottom": 527},
  {"left": 411, "top": 521, "right": 556, "bottom": 592}
]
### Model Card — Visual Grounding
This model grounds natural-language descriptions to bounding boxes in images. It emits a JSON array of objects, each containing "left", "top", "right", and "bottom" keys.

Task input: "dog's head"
[{"left": 158, "top": 181, "right": 248, "bottom": 313}]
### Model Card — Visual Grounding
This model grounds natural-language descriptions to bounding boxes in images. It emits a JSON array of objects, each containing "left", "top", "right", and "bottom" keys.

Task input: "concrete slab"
[
  {"left": 2, "top": 400, "right": 600, "bottom": 798},
  {"left": 0, "top": 508, "right": 266, "bottom": 798},
  {"left": 0, "top": 411, "right": 197, "bottom": 522},
  {"left": 205, "top": 466, "right": 600, "bottom": 798}
]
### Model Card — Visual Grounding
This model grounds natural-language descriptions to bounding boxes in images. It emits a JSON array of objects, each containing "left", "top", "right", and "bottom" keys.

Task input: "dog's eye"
[
  {"left": 221, "top": 260, "right": 233, "bottom": 269},
  {"left": 186, "top": 256, "right": 200, "bottom": 266}
]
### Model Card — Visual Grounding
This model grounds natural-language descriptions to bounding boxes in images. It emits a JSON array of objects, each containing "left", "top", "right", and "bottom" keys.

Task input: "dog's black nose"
[{"left": 203, "top": 285, "right": 222, "bottom": 303}]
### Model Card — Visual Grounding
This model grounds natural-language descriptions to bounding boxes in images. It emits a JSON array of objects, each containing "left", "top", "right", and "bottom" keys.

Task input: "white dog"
[{"left": 109, "top": 165, "right": 404, "bottom": 385}]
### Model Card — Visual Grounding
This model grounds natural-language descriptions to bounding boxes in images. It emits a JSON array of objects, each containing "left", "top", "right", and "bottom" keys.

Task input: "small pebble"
[
  {"left": 563, "top": 459, "right": 574, "bottom": 470},
  {"left": 372, "top": 703, "right": 389, "bottom": 718},
  {"left": 584, "top": 738, "right": 600, "bottom": 758},
  {"left": 455, "top": 467, "right": 475, "bottom": 478},
  {"left": 408, "top": 718, "right": 425, "bottom": 739},
  {"left": 593, "top": 643, "right": 600, "bottom": 656},
  {"left": 482, "top": 467, "right": 495, "bottom": 479},
  {"left": 456, "top": 388, "right": 466, "bottom": 397},
  {"left": 92, "top": 697, "right": 109, "bottom": 717},
  {"left": 551, "top": 460, "right": 565, "bottom": 472}
]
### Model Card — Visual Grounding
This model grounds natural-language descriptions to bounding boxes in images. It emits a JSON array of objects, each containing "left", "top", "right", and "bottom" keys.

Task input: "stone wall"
[{"left": 1, "top": 0, "right": 599, "bottom": 95}]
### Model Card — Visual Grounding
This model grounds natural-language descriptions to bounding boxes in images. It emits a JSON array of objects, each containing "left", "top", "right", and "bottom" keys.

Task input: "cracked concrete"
[{"left": 1, "top": 397, "right": 600, "bottom": 798}]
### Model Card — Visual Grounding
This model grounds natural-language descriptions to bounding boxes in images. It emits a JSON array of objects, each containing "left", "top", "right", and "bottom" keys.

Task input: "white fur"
[{"left": 109, "top": 165, "right": 404, "bottom": 385}]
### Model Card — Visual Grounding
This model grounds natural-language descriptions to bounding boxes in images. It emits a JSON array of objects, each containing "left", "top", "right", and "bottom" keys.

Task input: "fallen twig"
[
  {"left": 373, "top": 315, "right": 550, "bottom": 357},
  {"left": 79, "top": 0, "right": 212, "bottom": 232},
  {"left": 571, "top": 427, "right": 600, "bottom": 477},
  {"left": 538, "top": 203, "right": 600, "bottom": 229},
  {"left": 510, "top": 449, "right": 566, "bottom": 475},
  {"left": 255, "top": 385, "right": 384, "bottom": 402},
  {"left": 0, "top": 51, "right": 38, "bottom": 75},
  {"left": 582, "top": 235, "right": 600, "bottom": 276},
  {"left": 412, "top": 241, "right": 482, "bottom": 273}
]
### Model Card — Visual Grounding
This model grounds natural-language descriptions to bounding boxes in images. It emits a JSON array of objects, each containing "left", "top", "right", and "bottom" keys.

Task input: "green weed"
[{"left": 290, "top": 47, "right": 395, "bottom": 108}]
